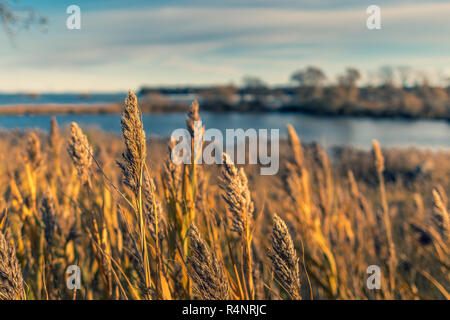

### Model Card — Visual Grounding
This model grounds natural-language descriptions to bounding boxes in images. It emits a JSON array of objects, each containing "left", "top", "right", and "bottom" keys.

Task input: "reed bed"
[{"left": 0, "top": 90, "right": 448, "bottom": 300}]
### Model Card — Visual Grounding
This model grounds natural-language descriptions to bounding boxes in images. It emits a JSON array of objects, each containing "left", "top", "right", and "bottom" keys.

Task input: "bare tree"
[
  {"left": 0, "top": 0, "right": 46, "bottom": 36},
  {"left": 242, "top": 76, "right": 269, "bottom": 107},
  {"left": 378, "top": 66, "right": 395, "bottom": 87},
  {"left": 291, "top": 66, "right": 327, "bottom": 87},
  {"left": 337, "top": 67, "right": 361, "bottom": 88},
  {"left": 397, "top": 66, "right": 412, "bottom": 88},
  {"left": 242, "top": 76, "right": 267, "bottom": 90}
]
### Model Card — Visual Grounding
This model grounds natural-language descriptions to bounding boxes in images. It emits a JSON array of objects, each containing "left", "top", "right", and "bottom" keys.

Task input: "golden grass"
[
  {"left": 0, "top": 100, "right": 187, "bottom": 115},
  {"left": 0, "top": 90, "right": 448, "bottom": 300}
]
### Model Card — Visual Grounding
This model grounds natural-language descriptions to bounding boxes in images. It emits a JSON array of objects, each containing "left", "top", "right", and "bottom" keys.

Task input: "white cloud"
[{"left": 0, "top": 2, "right": 449, "bottom": 91}]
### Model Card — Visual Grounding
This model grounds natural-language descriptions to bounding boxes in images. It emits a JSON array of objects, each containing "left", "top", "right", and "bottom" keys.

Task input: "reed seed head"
[
  {"left": 117, "top": 90, "right": 147, "bottom": 195},
  {"left": 432, "top": 188, "right": 449, "bottom": 239},
  {"left": 220, "top": 153, "right": 254, "bottom": 236},
  {"left": 164, "top": 137, "right": 182, "bottom": 190},
  {"left": 186, "top": 100, "right": 204, "bottom": 164},
  {"left": 188, "top": 224, "right": 230, "bottom": 300},
  {"left": 49, "top": 116, "right": 60, "bottom": 151},
  {"left": 268, "top": 214, "right": 301, "bottom": 300},
  {"left": 372, "top": 139, "right": 385, "bottom": 174},
  {"left": 143, "top": 176, "right": 165, "bottom": 242},
  {"left": 26, "top": 132, "right": 42, "bottom": 169},
  {"left": 40, "top": 188, "right": 57, "bottom": 246},
  {"left": 0, "top": 231, "right": 26, "bottom": 300},
  {"left": 186, "top": 100, "right": 200, "bottom": 137},
  {"left": 67, "top": 122, "right": 92, "bottom": 185},
  {"left": 287, "top": 124, "right": 304, "bottom": 169}
]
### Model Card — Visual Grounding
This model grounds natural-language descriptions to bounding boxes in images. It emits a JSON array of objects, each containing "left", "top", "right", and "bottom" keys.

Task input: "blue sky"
[{"left": 0, "top": 0, "right": 449, "bottom": 92}]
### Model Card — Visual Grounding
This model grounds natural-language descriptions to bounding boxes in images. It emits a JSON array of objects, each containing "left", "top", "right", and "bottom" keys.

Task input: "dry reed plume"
[
  {"left": 0, "top": 231, "right": 26, "bottom": 300},
  {"left": 67, "top": 122, "right": 92, "bottom": 185},
  {"left": 188, "top": 225, "right": 229, "bottom": 300},
  {"left": 268, "top": 214, "right": 301, "bottom": 300},
  {"left": 118, "top": 90, "right": 147, "bottom": 195}
]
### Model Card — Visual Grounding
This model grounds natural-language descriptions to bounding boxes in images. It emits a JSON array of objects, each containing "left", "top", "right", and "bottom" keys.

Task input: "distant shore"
[
  {"left": 0, "top": 102, "right": 448, "bottom": 122},
  {"left": 0, "top": 102, "right": 188, "bottom": 115}
]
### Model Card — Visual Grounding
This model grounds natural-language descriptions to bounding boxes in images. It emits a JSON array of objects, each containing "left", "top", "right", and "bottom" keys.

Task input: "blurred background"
[{"left": 0, "top": 0, "right": 449, "bottom": 149}]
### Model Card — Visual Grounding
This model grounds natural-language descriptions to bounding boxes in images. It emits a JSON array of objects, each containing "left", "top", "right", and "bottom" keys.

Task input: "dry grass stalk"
[
  {"left": 268, "top": 214, "right": 301, "bottom": 300},
  {"left": 188, "top": 225, "right": 229, "bottom": 300},
  {"left": 184, "top": 100, "right": 204, "bottom": 227},
  {"left": 49, "top": 116, "right": 61, "bottom": 174},
  {"left": 348, "top": 170, "right": 360, "bottom": 199},
  {"left": 164, "top": 138, "right": 182, "bottom": 193},
  {"left": 372, "top": 140, "right": 385, "bottom": 175},
  {"left": 26, "top": 132, "right": 42, "bottom": 169},
  {"left": 49, "top": 116, "right": 60, "bottom": 150},
  {"left": 186, "top": 100, "right": 200, "bottom": 137},
  {"left": 117, "top": 90, "right": 147, "bottom": 196},
  {"left": 220, "top": 153, "right": 255, "bottom": 298},
  {"left": 285, "top": 125, "right": 312, "bottom": 224},
  {"left": 117, "top": 90, "right": 154, "bottom": 299},
  {"left": 372, "top": 139, "right": 397, "bottom": 294},
  {"left": 186, "top": 100, "right": 204, "bottom": 161},
  {"left": 40, "top": 188, "right": 57, "bottom": 246},
  {"left": 220, "top": 153, "right": 254, "bottom": 235},
  {"left": 67, "top": 122, "right": 93, "bottom": 185},
  {"left": 313, "top": 142, "right": 333, "bottom": 215},
  {"left": 24, "top": 132, "right": 42, "bottom": 210},
  {"left": 163, "top": 137, "right": 184, "bottom": 259},
  {"left": 432, "top": 188, "right": 449, "bottom": 241},
  {"left": 287, "top": 124, "right": 304, "bottom": 170},
  {"left": 117, "top": 206, "right": 153, "bottom": 299},
  {"left": 143, "top": 177, "right": 164, "bottom": 242}
]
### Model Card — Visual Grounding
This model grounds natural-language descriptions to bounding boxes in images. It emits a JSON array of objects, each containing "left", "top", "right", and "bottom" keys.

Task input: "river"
[{"left": 0, "top": 112, "right": 448, "bottom": 150}]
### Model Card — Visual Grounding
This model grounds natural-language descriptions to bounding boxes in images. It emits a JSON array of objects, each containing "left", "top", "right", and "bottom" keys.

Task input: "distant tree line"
[{"left": 140, "top": 65, "right": 450, "bottom": 120}]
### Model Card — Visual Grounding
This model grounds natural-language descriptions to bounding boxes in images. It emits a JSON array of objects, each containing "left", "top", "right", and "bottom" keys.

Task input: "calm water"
[
  {"left": 0, "top": 93, "right": 125, "bottom": 105},
  {"left": 0, "top": 93, "right": 195, "bottom": 105},
  {"left": 0, "top": 112, "right": 448, "bottom": 150}
]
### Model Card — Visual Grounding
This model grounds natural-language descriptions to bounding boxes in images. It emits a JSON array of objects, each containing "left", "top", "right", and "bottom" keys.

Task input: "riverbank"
[
  {"left": 0, "top": 102, "right": 188, "bottom": 115},
  {"left": 0, "top": 102, "right": 449, "bottom": 122},
  {"left": 0, "top": 110, "right": 448, "bottom": 150},
  {"left": 1, "top": 126, "right": 449, "bottom": 189}
]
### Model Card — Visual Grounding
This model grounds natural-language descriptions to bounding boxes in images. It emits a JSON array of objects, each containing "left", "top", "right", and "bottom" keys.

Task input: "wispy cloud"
[{"left": 0, "top": 1, "right": 448, "bottom": 91}]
